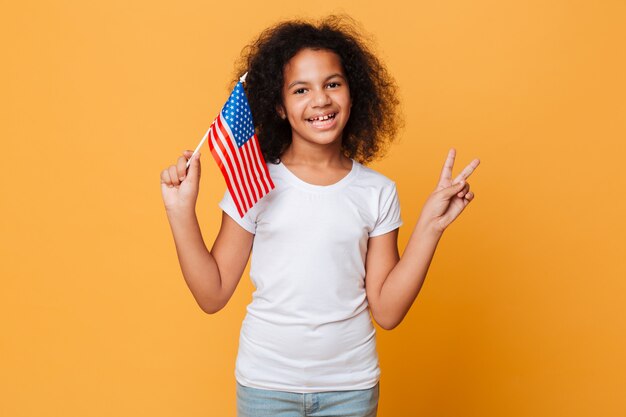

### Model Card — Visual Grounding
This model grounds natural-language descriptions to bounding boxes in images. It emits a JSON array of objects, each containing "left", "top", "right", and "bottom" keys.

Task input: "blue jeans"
[{"left": 236, "top": 381, "right": 380, "bottom": 417}]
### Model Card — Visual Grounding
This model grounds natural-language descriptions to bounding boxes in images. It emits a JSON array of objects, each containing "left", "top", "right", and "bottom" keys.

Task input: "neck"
[{"left": 280, "top": 138, "right": 350, "bottom": 168}]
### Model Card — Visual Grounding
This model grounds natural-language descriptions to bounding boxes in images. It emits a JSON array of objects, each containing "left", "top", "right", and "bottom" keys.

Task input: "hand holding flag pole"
[{"left": 184, "top": 71, "right": 274, "bottom": 218}]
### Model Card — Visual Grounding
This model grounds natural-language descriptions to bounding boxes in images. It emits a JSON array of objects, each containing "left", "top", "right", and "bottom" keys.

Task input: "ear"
[{"left": 276, "top": 104, "right": 286, "bottom": 120}]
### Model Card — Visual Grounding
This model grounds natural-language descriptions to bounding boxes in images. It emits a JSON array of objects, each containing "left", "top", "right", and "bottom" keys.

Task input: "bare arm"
[
  {"left": 365, "top": 221, "right": 441, "bottom": 330},
  {"left": 166, "top": 207, "right": 254, "bottom": 314}
]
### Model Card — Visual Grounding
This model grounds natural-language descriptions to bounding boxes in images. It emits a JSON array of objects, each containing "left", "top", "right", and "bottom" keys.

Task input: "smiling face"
[{"left": 277, "top": 48, "right": 352, "bottom": 150}]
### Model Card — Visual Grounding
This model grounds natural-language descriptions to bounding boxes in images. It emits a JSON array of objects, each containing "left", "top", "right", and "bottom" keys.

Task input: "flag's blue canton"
[{"left": 220, "top": 82, "right": 255, "bottom": 148}]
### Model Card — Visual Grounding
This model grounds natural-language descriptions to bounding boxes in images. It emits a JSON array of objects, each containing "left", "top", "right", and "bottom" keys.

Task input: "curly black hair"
[{"left": 231, "top": 14, "right": 403, "bottom": 166}]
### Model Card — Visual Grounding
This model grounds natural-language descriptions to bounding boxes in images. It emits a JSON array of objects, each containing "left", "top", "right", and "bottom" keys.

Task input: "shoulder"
[
  {"left": 354, "top": 161, "right": 397, "bottom": 190},
  {"left": 354, "top": 162, "right": 403, "bottom": 237},
  {"left": 349, "top": 162, "right": 400, "bottom": 215}
]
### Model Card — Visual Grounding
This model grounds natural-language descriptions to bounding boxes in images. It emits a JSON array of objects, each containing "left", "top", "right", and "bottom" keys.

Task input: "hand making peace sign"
[{"left": 418, "top": 148, "right": 481, "bottom": 234}]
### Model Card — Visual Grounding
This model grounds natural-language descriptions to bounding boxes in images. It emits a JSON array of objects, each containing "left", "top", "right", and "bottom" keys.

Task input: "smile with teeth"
[{"left": 307, "top": 113, "right": 336, "bottom": 122}]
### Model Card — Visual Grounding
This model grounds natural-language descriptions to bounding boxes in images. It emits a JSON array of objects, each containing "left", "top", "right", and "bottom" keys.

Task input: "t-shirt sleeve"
[
  {"left": 369, "top": 182, "right": 403, "bottom": 237},
  {"left": 218, "top": 188, "right": 257, "bottom": 234}
]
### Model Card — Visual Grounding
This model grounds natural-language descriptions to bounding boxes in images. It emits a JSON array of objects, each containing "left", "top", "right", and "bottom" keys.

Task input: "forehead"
[{"left": 283, "top": 48, "right": 345, "bottom": 81}]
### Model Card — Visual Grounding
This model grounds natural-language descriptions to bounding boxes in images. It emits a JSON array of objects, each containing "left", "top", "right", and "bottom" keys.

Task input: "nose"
[{"left": 311, "top": 88, "right": 332, "bottom": 107}]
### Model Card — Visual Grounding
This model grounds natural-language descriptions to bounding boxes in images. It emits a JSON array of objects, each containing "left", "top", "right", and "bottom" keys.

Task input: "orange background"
[{"left": 2, "top": 1, "right": 625, "bottom": 416}]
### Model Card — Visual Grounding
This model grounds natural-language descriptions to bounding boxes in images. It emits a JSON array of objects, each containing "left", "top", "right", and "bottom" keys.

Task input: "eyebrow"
[{"left": 287, "top": 73, "right": 346, "bottom": 89}]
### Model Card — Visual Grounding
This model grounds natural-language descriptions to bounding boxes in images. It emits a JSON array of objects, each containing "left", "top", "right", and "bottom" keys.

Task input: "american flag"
[{"left": 208, "top": 80, "right": 275, "bottom": 218}]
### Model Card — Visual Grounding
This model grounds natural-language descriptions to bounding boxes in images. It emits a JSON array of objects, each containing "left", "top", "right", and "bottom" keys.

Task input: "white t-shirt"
[{"left": 218, "top": 158, "right": 402, "bottom": 393}]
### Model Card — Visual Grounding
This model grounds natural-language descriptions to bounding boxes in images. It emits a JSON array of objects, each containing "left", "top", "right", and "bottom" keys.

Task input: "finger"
[
  {"left": 453, "top": 158, "right": 481, "bottom": 184},
  {"left": 438, "top": 148, "right": 456, "bottom": 186},
  {"left": 177, "top": 155, "right": 188, "bottom": 181},
  {"left": 161, "top": 169, "right": 174, "bottom": 188},
  {"left": 465, "top": 191, "right": 474, "bottom": 200},
  {"left": 186, "top": 151, "right": 201, "bottom": 186},
  {"left": 457, "top": 183, "right": 470, "bottom": 198},
  {"left": 168, "top": 165, "right": 180, "bottom": 186},
  {"left": 442, "top": 179, "right": 466, "bottom": 198}
]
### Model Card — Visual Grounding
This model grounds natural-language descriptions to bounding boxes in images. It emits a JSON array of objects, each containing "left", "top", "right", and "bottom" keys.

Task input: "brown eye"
[{"left": 327, "top": 82, "right": 340, "bottom": 88}]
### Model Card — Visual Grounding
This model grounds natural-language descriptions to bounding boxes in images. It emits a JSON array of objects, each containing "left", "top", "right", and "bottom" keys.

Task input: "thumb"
[{"left": 186, "top": 151, "right": 202, "bottom": 185}]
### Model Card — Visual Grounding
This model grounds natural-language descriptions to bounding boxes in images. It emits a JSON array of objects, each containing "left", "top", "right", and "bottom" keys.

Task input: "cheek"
[
  {"left": 336, "top": 91, "right": 352, "bottom": 110},
  {"left": 343, "top": 102, "right": 351, "bottom": 121},
  {"left": 285, "top": 100, "right": 306, "bottom": 118}
]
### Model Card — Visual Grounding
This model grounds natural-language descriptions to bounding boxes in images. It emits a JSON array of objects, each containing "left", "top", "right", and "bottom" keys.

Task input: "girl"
[{"left": 160, "top": 15, "right": 479, "bottom": 417}]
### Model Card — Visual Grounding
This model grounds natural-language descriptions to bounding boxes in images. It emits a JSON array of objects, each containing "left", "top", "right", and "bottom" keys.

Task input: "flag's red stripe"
[
  {"left": 209, "top": 135, "right": 244, "bottom": 217},
  {"left": 209, "top": 144, "right": 244, "bottom": 218},
  {"left": 207, "top": 120, "right": 216, "bottom": 152},
  {"left": 236, "top": 133, "right": 259, "bottom": 202},
  {"left": 253, "top": 134, "right": 275, "bottom": 191},
  {"left": 212, "top": 117, "right": 249, "bottom": 216},
  {"left": 241, "top": 141, "right": 262, "bottom": 201},
  {"left": 246, "top": 140, "right": 267, "bottom": 198},
  {"left": 245, "top": 135, "right": 266, "bottom": 195},
  {"left": 208, "top": 122, "right": 245, "bottom": 218},
  {"left": 250, "top": 134, "right": 275, "bottom": 191},
  {"left": 216, "top": 116, "right": 254, "bottom": 210}
]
